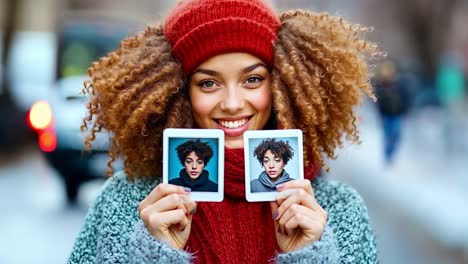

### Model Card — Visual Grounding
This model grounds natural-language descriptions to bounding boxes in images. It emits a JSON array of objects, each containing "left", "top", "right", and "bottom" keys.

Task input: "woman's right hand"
[{"left": 138, "top": 184, "right": 197, "bottom": 250}]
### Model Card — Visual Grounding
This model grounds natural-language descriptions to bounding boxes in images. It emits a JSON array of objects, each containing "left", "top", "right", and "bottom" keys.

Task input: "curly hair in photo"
[
  {"left": 176, "top": 139, "right": 214, "bottom": 166},
  {"left": 81, "top": 10, "right": 381, "bottom": 180},
  {"left": 253, "top": 138, "right": 294, "bottom": 165}
]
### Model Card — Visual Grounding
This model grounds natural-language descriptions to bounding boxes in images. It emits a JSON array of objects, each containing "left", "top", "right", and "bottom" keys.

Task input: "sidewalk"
[{"left": 326, "top": 103, "right": 468, "bottom": 251}]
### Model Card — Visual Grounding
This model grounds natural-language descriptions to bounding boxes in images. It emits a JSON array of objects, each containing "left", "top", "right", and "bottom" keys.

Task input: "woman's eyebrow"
[
  {"left": 192, "top": 68, "right": 219, "bottom": 76},
  {"left": 243, "top": 63, "right": 267, "bottom": 73},
  {"left": 193, "top": 63, "right": 267, "bottom": 76}
]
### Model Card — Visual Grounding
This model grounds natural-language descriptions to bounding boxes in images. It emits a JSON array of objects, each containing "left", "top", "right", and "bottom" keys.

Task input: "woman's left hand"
[{"left": 270, "top": 179, "right": 328, "bottom": 252}]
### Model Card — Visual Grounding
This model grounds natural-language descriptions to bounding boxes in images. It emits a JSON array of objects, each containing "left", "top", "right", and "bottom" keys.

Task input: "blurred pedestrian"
[
  {"left": 68, "top": 0, "right": 381, "bottom": 263},
  {"left": 435, "top": 52, "right": 466, "bottom": 154},
  {"left": 374, "top": 60, "right": 409, "bottom": 166}
]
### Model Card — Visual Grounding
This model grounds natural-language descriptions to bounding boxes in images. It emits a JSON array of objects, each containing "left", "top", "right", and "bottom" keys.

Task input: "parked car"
[
  {"left": 1, "top": 32, "right": 44, "bottom": 150},
  {"left": 8, "top": 31, "right": 55, "bottom": 114},
  {"left": 27, "top": 12, "right": 140, "bottom": 203}
]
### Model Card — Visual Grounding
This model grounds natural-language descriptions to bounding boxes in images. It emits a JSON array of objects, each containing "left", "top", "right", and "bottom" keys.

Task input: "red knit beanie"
[{"left": 164, "top": 0, "right": 280, "bottom": 74}]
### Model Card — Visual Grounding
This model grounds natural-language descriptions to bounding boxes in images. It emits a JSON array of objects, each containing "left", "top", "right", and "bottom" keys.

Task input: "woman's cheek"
[
  {"left": 190, "top": 93, "right": 216, "bottom": 126},
  {"left": 255, "top": 87, "right": 272, "bottom": 108}
]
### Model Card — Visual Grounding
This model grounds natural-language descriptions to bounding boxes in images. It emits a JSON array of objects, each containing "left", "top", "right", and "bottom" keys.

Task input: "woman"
[
  {"left": 251, "top": 138, "right": 294, "bottom": 192},
  {"left": 169, "top": 139, "right": 217, "bottom": 192},
  {"left": 70, "top": 0, "right": 380, "bottom": 263}
]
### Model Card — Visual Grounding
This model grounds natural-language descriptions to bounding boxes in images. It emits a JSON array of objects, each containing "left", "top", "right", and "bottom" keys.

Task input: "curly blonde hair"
[{"left": 82, "top": 11, "right": 380, "bottom": 180}]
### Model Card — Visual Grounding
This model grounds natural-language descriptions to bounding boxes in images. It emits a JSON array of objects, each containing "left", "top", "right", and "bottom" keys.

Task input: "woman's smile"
[
  {"left": 216, "top": 117, "right": 250, "bottom": 129},
  {"left": 214, "top": 116, "right": 251, "bottom": 137}
]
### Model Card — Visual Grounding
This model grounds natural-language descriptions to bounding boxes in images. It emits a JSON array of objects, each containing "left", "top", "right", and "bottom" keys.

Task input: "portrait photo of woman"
[
  {"left": 169, "top": 139, "right": 218, "bottom": 192},
  {"left": 251, "top": 138, "right": 294, "bottom": 193}
]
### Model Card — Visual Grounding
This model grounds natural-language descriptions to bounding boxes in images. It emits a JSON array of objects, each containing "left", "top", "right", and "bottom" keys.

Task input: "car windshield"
[{"left": 57, "top": 16, "right": 138, "bottom": 80}]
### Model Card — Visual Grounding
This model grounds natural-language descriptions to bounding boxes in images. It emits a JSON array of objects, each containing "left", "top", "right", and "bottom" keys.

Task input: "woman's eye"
[
  {"left": 246, "top": 76, "right": 262, "bottom": 84},
  {"left": 244, "top": 76, "right": 264, "bottom": 88},
  {"left": 199, "top": 80, "right": 218, "bottom": 89}
]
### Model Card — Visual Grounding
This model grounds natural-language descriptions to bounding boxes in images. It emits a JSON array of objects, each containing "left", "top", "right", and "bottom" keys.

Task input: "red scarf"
[{"left": 185, "top": 148, "right": 321, "bottom": 264}]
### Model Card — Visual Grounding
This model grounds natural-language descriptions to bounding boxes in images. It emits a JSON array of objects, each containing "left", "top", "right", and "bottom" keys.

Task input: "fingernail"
[
  {"left": 190, "top": 208, "right": 196, "bottom": 215},
  {"left": 272, "top": 211, "right": 279, "bottom": 220},
  {"left": 276, "top": 183, "right": 286, "bottom": 191},
  {"left": 183, "top": 187, "right": 191, "bottom": 192}
]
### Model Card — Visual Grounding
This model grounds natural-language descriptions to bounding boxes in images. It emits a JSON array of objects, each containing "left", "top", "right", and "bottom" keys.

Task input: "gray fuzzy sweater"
[{"left": 68, "top": 171, "right": 378, "bottom": 263}]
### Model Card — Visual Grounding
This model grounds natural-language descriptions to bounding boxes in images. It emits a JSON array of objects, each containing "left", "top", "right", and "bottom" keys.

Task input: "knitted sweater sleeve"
[
  {"left": 329, "top": 184, "right": 378, "bottom": 263},
  {"left": 275, "top": 222, "right": 339, "bottom": 264},
  {"left": 67, "top": 179, "right": 110, "bottom": 264},
  {"left": 128, "top": 220, "right": 192, "bottom": 263},
  {"left": 275, "top": 180, "right": 378, "bottom": 263},
  {"left": 67, "top": 173, "right": 192, "bottom": 263}
]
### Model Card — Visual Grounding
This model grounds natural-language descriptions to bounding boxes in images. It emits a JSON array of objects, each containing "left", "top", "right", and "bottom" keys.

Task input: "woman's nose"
[{"left": 219, "top": 85, "right": 245, "bottom": 113}]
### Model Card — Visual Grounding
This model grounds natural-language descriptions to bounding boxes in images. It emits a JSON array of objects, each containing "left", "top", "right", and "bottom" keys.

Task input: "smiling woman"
[{"left": 70, "top": 0, "right": 381, "bottom": 263}]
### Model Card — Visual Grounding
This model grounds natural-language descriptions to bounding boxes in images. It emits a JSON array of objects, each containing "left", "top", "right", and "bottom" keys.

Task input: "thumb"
[{"left": 270, "top": 201, "right": 279, "bottom": 219}]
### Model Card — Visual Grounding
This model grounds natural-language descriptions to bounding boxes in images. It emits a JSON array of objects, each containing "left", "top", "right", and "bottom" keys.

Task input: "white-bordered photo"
[
  {"left": 163, "top": 128, "right": 224, "bottom": 202},
  {"left": 244, "top": 130, "right": 304, "bottom": 202}
]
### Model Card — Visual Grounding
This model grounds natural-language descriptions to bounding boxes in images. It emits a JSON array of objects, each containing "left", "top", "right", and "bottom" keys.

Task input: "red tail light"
[
  {"left": 28, "top": 101, "right": 57, "bottom": 152},
  {"left": 28, "top": 101, "right": 53, "bottom": 130},
  {"left": 39, "top": 130, "right": 57, "bottom": 152}
]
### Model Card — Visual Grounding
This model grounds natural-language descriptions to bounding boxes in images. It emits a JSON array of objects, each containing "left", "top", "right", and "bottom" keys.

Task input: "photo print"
[
  {"left": 244, "top": 130, "right": 304, "bottom": 202},
  {"left": 163, "top": 128, "right": 224, "bottom": 202}
]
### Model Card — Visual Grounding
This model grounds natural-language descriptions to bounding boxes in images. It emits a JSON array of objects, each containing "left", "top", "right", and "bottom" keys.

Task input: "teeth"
[{"left": 219, "top": 118, "right": 248, "bottom": 129}]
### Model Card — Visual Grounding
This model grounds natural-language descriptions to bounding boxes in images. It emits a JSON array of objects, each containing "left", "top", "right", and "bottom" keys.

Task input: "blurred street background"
[{"left": 1, "top": 0, "right": 468, "bottom": 263}]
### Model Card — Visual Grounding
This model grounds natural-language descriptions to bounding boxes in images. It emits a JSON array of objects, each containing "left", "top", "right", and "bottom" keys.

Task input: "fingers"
[
  {"left": 280, "top": 204, "right": 326, "bottom": 238},
  {"left": 139, "top": 183, "right": 191, "bottom": 212},
  {"left": 274, "top": 187, "right": 326, "bottom": 222},
  {"left": 139, "top": 191, "right": 196, "bottom": 240},
  {"left": 275, "top": 188, "right": 317, "bottom": 213},
  {"left": 270, "top": 201, "right": 279, "bottom": 219},
  {"left": 273, "top": 179, "right": 328, "bottom": 239},
  {"left": 277, "top": 179, "right": 314, "bottom": 196},
  {"left": 138, "top": 183, "right": 197, "bottom": 233},
  {"left": 277, "top": 179, "right": 312, "bottom": 191},
  {"left": 147, "top": 209, "right": 190, "bottom": 234},
  {"left": 140, "top": 193, "right": 195, "bottom": 220}
]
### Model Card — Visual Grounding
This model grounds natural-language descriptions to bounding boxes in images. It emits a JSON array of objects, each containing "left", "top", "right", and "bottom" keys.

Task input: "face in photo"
[
  {"left": 184, "top": 151, "right": 206, "bottom": 179},
  {"left": 262, "top": 150, "right": 286, "bottom": 179}
]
